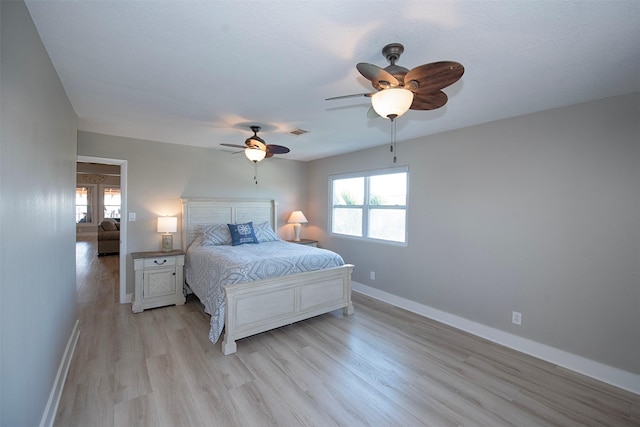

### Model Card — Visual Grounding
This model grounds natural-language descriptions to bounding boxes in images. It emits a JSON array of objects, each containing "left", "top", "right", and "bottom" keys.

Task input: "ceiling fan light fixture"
[
  {"left": 244, "top": 146, "right": 266, "bottom": 163},
  {"left": 371, "top": 88, "right": 414, "bottom": 120}
]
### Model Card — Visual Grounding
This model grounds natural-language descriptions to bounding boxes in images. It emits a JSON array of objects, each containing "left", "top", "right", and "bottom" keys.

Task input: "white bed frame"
[{"left": 181, "top": 198, "right": 354, "bottom": 355}]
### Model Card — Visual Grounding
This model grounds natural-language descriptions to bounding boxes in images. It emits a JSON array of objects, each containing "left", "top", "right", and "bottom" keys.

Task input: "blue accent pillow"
[{"left": 227, "top": 222, "right": 258, "bottom": 246}]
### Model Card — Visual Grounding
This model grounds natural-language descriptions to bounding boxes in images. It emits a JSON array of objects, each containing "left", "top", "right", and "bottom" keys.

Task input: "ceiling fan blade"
[
  {"left": 410, "top": 91, "right": 448, "bottom": 110},
  {"left": 266, "top": 144, "right": 290, "bottom": 155},
  {"left": 367, "top": 106, "right": 380, "bottom": 119},
  {"left": 246, "top": 136, "right": 266, "bottom": 147},
  {"left": 245, "top": 140, "right": 266, "bottom": 151},
  {"left": 356, "top": 63, "right": 399, "bottom": 88},
  {"left": 326, "top": 93, "right": 373, "bottom": 101},
  {"left": 405, "top": 61, "right": 464, "bottom": 93},
  {"left": 220, "top": 143, "right": 247, "bottom": 149}
]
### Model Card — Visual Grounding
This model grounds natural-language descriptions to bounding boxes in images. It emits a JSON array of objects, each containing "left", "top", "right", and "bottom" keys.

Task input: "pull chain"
[
  {"left": 390, "top": 117, "right": 398, "bottom": 163},
  {"left": 253, "top": 162, "right": 258, "bottom": 184}
]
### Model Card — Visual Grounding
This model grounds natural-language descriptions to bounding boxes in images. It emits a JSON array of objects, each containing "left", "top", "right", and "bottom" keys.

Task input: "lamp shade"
[
  {"left": 245, "top": 147, "right": 266, "bottom": 162},
  {"left": 157, "top": 216, "right": 177, "bottom": 233},
  {"left": 287, "top": 211, "right": 308, "bottom": 224},
  {"left": 371, "top": 88, "right": 414, "bottom": 119}
]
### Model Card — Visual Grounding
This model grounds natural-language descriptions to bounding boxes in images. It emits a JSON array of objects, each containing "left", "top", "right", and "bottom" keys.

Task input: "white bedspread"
[{"left": 185, "top": 239, "right": 345, "bottom": 343}]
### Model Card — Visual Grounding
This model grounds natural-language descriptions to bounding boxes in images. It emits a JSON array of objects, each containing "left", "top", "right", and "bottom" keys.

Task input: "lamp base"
[
  {"left": 161, "top": 234, "right": 173, "bottom": 252},
  {"left": 293, "top": 223, "right": 301, "bottom": 241}
]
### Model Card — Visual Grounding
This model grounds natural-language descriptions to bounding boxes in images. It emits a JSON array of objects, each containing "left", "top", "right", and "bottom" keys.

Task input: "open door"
[{"left": 77, "top": 155, "right": 129, "bottom": 304}]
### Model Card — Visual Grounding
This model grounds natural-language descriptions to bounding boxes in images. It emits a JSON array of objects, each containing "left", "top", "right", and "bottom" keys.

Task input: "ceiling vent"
[{"left": 286, "top": 128, "right": 309, "bottom": 136}]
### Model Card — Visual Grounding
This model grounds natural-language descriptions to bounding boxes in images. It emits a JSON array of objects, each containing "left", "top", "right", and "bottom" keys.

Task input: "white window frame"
[
  {"left": 329, "top": 166, "right": 409, "bottom": 245},
  {"left": 100, "top": 184, "right": 121, "bottom": 222},
  {"left": 76, "top": 184, "right": 97, "bottom": 225}
]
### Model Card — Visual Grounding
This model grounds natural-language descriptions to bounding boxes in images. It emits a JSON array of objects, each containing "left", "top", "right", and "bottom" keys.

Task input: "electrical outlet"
[
  {"left": 370, "top": 271, "right": 375, "bottom": 280},
  {"left": 512, "top": 311, "right": 522, "bottom": 326}
]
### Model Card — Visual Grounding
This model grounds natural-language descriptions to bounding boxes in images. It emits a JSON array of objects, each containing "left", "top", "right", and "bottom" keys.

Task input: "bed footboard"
[{"left": 222, "top": 264, "right": 354, "bottom": 355}]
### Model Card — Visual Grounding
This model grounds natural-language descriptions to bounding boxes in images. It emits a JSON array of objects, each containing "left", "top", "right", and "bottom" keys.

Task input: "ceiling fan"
[
  {"left": 326, "top": 43, "right": 464, "bottom": 119},
  {"left": 221, "top": 126, "right": 290, "bottom": 163}
]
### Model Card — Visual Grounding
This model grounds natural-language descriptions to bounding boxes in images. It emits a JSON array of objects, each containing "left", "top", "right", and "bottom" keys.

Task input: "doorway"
[{"left": 77, "top": 155, "right": 129, "bottom": 304}]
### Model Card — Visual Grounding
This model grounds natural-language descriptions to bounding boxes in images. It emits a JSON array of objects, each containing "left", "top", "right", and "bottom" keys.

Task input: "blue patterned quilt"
[{"left": 185, "top": 239, "right": 345, "bottom": 343}]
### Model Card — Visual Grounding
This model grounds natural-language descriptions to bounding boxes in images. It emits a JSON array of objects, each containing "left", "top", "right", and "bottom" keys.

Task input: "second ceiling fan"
[
  {"left": 221, "top": 126, "right": 290, "bottom": 163},
  {"left": 327, "top": 43, "right": 464, "bottom": 119}
]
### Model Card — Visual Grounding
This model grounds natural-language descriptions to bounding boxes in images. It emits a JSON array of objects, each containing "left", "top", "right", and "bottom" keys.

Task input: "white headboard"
[{"left": 181, "top": 198, "right": 277, "bottom": 248}]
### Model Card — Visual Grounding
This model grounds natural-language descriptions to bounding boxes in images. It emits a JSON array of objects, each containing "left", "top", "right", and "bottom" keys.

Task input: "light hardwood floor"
[{"left": 56, "top": 237, "right": 639, "bottom": 426}]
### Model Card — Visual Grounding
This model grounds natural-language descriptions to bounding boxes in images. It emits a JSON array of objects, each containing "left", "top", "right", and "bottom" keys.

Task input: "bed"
[{"left": 181, "top": 198, "right": 354, "bottom": 355}]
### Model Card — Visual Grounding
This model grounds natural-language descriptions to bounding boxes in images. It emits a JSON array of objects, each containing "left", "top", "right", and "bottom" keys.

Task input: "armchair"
[{"left": 97, "top": 218, "right": 120, "bottom": 256}]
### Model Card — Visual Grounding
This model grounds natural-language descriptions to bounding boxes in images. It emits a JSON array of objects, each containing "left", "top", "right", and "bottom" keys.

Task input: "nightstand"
[
  {"left": 286, "top": 239, "right": 318, "bottom": 247},
  {"left": 131, "top": 250, "right": 185, "bottom": 313}
]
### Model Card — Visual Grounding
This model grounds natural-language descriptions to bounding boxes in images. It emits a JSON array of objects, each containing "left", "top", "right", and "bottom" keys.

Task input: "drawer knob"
[{"left": 154, "top": 259, "right": 167, "bottom": 265}]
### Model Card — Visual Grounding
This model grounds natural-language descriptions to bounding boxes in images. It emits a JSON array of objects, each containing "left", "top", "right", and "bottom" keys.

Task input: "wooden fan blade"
[
  {"left": 245, "top": 140, "right": 266, "bottom": 151},
  {"left": 266, "top": 144, "right": 290, "bottom": 155},
  {"left": 405, "top": 61, "right": 464, "bottom": 94},
  {"left": 356, "top": 63, "right": 399, "bottom": 88},
  {"left": 220, "top": 143, "right": 246, "bottom": 149},
  {"left": 326, "top": 93, "right": 373, "bottom": 101},
  {"left": 410, "top": 91, "right": 448, "bottom": 110}
]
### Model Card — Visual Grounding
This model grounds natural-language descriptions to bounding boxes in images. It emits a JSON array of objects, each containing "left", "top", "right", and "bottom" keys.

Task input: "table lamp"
[
  {"left": 287, "top": 210, "right": 308, "bottom": 241},
  {"left": 157, "top": 216, "right": 177, "bottom": 252}
]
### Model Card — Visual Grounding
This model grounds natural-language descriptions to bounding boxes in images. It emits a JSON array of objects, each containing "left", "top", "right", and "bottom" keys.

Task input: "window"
[
  {"left": 76, "top": 184, "right": 121, "bottom": 225},
  {"left": 102, "top": 186, "right": 121, "bottom": 220},
  {"left": 75, "top": 186, "right": 94, "bottom": 224},
  {"left": 330, "top": 167, "right": 408, "bottom": 243}
]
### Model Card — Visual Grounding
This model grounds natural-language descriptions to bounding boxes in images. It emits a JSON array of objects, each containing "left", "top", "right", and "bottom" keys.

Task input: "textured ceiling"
[{"left": 25, "top": 1, "right": 640, "bottom": 161}]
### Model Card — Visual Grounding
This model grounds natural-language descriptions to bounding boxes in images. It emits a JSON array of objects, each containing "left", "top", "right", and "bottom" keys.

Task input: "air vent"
[{"left": 286, "top": 128, "right": 309, "bottom": 136}]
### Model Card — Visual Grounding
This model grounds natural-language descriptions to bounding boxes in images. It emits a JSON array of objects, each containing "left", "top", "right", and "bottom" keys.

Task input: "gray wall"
[
  {"left": 1, "top": 2, "right": 79, "bottom": 426},
  {"left": 309, "top": 93, "right": 640, "bottom": 374},
  {"left": 77, "top": 131, "right": 309, "bottom": 295}
]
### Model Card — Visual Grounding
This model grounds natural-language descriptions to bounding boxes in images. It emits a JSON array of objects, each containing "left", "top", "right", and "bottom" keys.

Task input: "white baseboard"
[
  {"left": 39, "top": 320, "right": 80, "bottom": 427},
  {"left": 352, "top": 282, "right": 639, "bottom": 395}
]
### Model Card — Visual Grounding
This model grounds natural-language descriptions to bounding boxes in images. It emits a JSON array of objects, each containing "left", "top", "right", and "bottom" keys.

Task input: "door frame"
[{"left": 77, "top": 155, "right": 129, "bottom": 304}]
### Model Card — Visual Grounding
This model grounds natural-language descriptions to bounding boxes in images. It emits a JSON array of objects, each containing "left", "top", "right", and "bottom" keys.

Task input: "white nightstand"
[
  {"left": 132, "top": 250, "right": 186, "bottom": 313},
  {"left": 286, "top": 239, "right": 318, "bottom": 247}
]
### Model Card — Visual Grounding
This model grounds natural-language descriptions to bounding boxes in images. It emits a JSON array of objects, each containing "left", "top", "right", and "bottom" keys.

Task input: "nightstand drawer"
[{"left": 143, "top": 257, "right": 176, "bottom": 268}]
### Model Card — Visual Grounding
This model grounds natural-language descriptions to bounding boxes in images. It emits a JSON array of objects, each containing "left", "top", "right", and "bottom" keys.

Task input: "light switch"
[{"left": 128, "top": 212, "right": 136, "bottom": 221}]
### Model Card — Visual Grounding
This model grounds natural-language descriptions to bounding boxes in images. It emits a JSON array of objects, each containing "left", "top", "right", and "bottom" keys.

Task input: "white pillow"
[
  {"left": 254, "top": 221, "right": 280, "bottom": 242},
  {"left": 200, "top": 223, "right": 232, "bottom": 246}
]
